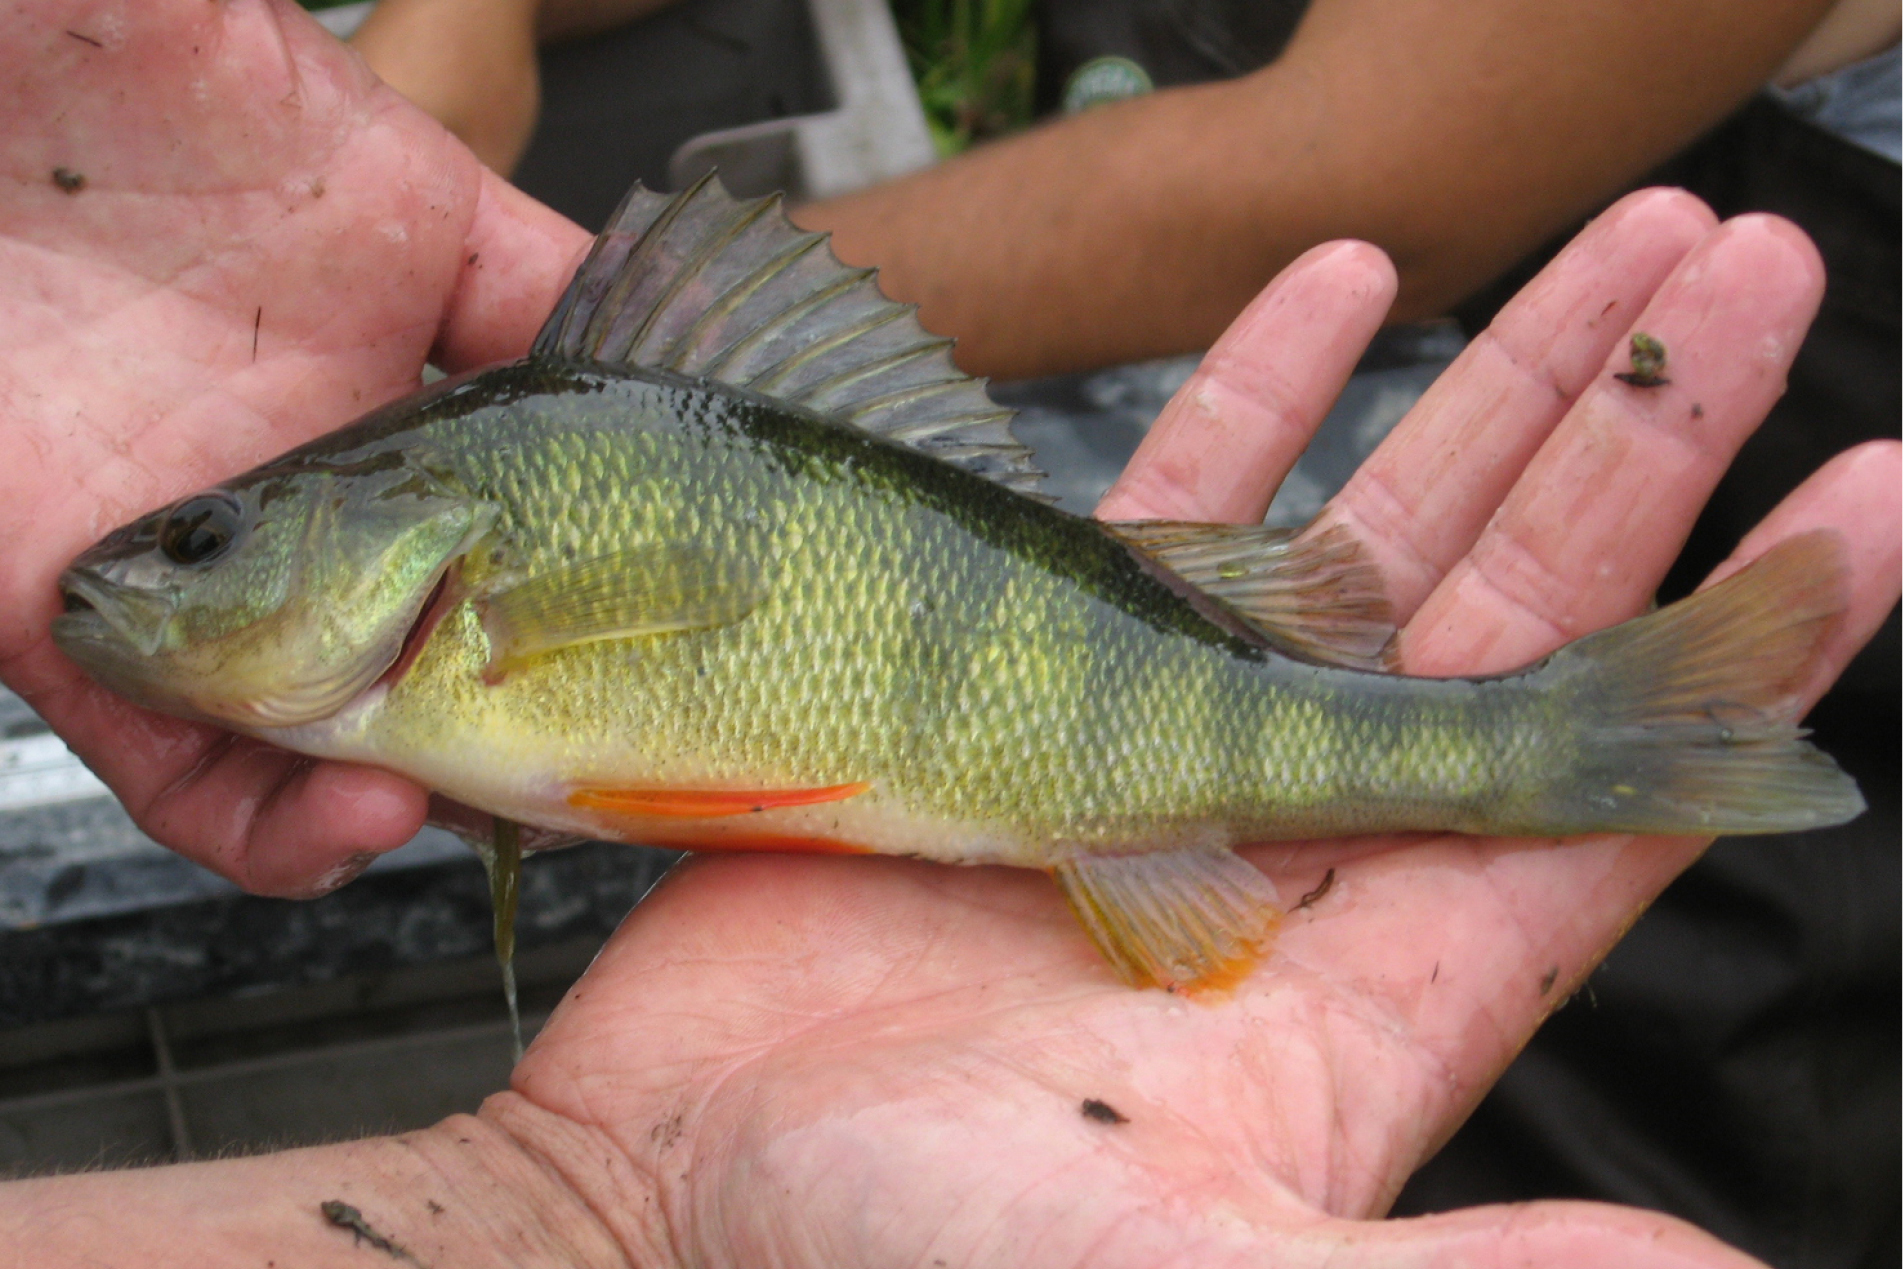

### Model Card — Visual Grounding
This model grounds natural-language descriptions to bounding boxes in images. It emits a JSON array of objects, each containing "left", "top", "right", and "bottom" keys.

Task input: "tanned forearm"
[
  {"left": 795, "top": 0, "right": 1843, "bottom": 378},
  {"left": 352, "top": 0, "right": 543, "bottom": 174},
  {"left": 0, "top": 1113, "right": 629, "bottom": 1269}
]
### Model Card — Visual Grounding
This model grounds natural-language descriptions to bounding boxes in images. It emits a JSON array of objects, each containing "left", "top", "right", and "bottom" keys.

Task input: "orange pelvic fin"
[
  {"left": 568, "top": 781, "right": 871, "bottom": 819},
  {"left": 1050, "top": 849, "right": 1283, "bottom": 994}
]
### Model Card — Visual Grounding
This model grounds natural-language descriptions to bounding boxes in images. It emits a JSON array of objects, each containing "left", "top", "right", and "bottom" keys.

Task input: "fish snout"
[{"left": 53, "top": 567, "right": 176, "bottom": 660}]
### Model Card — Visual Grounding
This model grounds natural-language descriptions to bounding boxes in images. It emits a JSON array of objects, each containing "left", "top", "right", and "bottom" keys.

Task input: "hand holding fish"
[
  {"left": 1, "top": 3, "right": 1900, "bottom": 1267},
  {"left": 0, "top": 0, "right": 583, "bottom": 894}
]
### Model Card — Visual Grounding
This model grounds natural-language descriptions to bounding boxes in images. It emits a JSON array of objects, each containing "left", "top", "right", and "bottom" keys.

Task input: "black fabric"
[
  {"left": 512, "top": 0, "right": 828, "bottom": 231},
  {"left": 1399, "top": 97, "right": 1901, "bottom": 1269}
]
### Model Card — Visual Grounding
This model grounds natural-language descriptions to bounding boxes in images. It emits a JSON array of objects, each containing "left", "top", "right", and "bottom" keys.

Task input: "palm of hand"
[
  {"left": 496, "top": 205, "right": 1897, "bottom": 1267},
  {"left": 0, "top": 0, "right": 579, "bottom": 892}
]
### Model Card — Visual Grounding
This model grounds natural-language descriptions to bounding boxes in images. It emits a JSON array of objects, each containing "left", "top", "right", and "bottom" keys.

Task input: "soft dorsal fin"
[
  {"left": 534, "top": 174, "right": 1048, "bottom": 498},
  {"left": 1105, "top": 520, "right": 1397, "bottom": 671}
]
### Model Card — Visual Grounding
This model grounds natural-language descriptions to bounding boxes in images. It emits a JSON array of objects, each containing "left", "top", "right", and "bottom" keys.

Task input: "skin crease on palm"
[{"left": 0, "top": 3, "right": 1897, "bottom": 1267}]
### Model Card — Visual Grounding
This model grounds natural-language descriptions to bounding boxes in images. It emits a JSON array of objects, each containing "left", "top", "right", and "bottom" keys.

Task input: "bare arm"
[
  {"left": 796, "top": 0, "right": 1845, "bottom": 377},
  {"left": 0, "top": 1116, "right": 626, "bottom": 1269},
  {"left": 1775, "top": 0, "right": 1897, "bottom": 83}
]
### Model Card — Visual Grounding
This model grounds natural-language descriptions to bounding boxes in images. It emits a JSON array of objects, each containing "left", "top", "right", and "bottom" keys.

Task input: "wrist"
[
  {"left": 479, "top": 1090, "right": 671, "bottom": 1267},
  {"left": 0, "top": 1112, "right": 630, "bottom": 1268},
  {"left": 400, "top": 1110, "right": 637, "bottom": 1269}
]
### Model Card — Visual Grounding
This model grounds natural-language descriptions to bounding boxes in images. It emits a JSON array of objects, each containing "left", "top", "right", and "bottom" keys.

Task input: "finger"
[
  {"left": 143, "top": 735, "right": 429, "bottom": 898},
  {"left": 1708, "top": 439, "right": 1901, "bottom": 705},
  {"left": 434, "top": 167, "right": 591, "bottom": 372},
  {"left": 1316, "top": 188, "right": 1717, "bottom": 620},
  {"left": 12, "top": 643, "right": 425, "bottom": 897},
  {"left": 1096, "top": 240, "right": 1396, "bottom": 523},
  {"left": 1301, "top": 1199, "right": 1772, "bottom": 1269},
  {"left": 1401, "top": 213, "right": 1825, "bottom": 676}
]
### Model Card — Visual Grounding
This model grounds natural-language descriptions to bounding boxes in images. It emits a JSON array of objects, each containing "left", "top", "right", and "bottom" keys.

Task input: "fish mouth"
[
  {"left": 49, "top": 570, "right": 197, "bottom": 719},
  {"left": 55, "top": 570, "right": 109, "bottom": 622},
  {"left": 52, "top": 570, "right": 173, "bottom": 659}
]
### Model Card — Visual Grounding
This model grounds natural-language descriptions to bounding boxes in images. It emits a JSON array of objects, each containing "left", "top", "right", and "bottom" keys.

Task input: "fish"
[{"left": 53, "top": 176, "right": 1863, "bottom": 1009}]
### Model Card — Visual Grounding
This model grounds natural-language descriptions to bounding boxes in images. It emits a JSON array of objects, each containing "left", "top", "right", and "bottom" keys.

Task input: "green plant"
[{"left": 893, "top": 0, "right": 1036, "bottom": 157}]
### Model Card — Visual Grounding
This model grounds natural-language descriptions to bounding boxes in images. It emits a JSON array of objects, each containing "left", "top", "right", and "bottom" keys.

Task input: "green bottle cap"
[{"left": 1062, "top": 56, "right": 1155, "bottom": 114}]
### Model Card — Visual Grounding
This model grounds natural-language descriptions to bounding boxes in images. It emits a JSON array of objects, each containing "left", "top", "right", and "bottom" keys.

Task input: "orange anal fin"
[
  {"left": 1050, "top": 849, "right": 1283, "bottom": 994},
  {"left": 568, "top": 781, "right": 870, "bottom": 819}
]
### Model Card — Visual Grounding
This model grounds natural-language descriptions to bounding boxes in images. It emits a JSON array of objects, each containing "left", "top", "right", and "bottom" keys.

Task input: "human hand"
[
  {"left": 459, "top": 190, "right": 1897, "bottom": 1268},
  {"left": 0, "top": 0, "right": 592, "bottom": 895}
]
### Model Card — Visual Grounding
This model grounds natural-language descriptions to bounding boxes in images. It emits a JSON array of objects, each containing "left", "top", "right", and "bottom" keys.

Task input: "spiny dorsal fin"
[
  {"left": 533, "top": 174, "right": 1049, "bottom": 498},
  {"left": 1106, "top": 519, "right": 1397, "bottom": 671},
  {"left": 1051, "top": 849, "right": 1283, "bottom": 992}
]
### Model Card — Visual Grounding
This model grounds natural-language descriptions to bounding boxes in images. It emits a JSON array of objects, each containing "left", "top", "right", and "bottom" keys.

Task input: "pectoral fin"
[
  {"left": 478, "top": 543, "right": 765, "bottom": 678},
  {"left": 1050, "top": 849, "right": 1283, "bottom": 992}
]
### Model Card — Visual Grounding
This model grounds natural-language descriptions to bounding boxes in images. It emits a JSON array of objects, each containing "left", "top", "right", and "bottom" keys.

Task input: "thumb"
[{"left": 1303, "top": 1199, "right": 1770, "bottom": 1269}]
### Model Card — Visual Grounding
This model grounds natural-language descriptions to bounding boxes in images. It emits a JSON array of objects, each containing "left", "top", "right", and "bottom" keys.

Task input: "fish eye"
[{"left": 158, "top": 493, "right": 246, "bottom": 566}]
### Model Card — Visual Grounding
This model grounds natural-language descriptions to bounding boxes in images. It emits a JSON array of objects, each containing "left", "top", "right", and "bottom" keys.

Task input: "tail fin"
[{"left": 1530, "top": 531, "right": 1863, "bottom": 836}]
